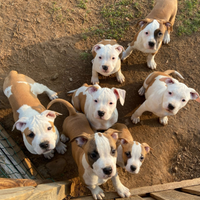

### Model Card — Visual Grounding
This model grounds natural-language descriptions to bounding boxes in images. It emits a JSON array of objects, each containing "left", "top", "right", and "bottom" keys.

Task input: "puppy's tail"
[
  {"left": 47, "top": 99, "right": 76, "bottom": 116},
  {"left": 67, "top": 89, "right": 77, "bottom": 94},
  {"left": 164, "top": 70, "right": 184, "bottom": 79}
]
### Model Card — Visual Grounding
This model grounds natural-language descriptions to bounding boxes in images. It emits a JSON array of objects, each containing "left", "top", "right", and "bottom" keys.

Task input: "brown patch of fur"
[
  {"left": 23, "top": 127, "right": 34, "bottom": 145},
  {"left": 48, "top": 121, "right": 55, "bottom": 132},
  {"left": 121, "top": 141, "right": 134, "bottom": 166}
]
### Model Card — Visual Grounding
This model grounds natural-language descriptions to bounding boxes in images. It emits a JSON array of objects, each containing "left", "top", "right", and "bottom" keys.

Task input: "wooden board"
[
  {"left": 116, "top": 195, "right": 143, "bottom": 200},
  {"left": 182, "top": 185, "right": 200, "bottom": 196},
  {"left": 142, "top": 198, "right": 156, "bottom": 200},
  {"left": 151, "top": 189, "right": 200, "bottom": 200}
]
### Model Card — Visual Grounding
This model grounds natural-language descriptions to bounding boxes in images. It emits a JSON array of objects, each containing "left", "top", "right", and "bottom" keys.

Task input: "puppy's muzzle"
[
  {"left": 39, "top": 141, "right": 49, "bottom": 149},
  {"left": 168, "top": 103, "right": 175, "bottom": 110},
  {"left": 130, "top": 165, "right": 137, "bottom": 172},
  {"left": 148, "top": 41, "right": 155, "bottom": 48},
  {"left": 98, "top": 110, "right": 105, "bottom": 118},
  {"left": 102, "top": 65, "right": 108, "bottom": 72},
  {"left": 103, "top": 166, "right": 112, "bottom": 175}
]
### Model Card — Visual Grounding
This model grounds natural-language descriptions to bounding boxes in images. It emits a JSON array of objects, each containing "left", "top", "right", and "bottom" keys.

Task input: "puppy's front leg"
[
  {"left": 91, "top": 69, "right": 99, "bottom": 85},
  {"left": 159, "top": 116, "right": 168, "bottom": 125},
  {"left": 131, "top": 101, "right": 149, "bottom": 124},
  {"left": 111, "top": 172, "right": 131, "bottom": 198},
  {"left": 87, "top": 185, "right": 105, "bottom": 200},
  {"left": 147, "top": 53, "right": 157, "bottom": 69},
  {"left": 116, "top": 69, "right": 125, "bottom": 83},
  {"left": 121, "top": 45, "right": 134, "bottom": 60}
]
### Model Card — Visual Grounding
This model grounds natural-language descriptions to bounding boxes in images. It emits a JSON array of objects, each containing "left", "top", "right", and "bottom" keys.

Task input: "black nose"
[
  {"left": 102, "top": 65, "right": 108, "bottom": 71},
  {"left": 103, "top": 167, "right": 112, "bottom": 175},
  {"left": 130, "top": 165, "right": 136, "bottom": 172},
  {"left": 40, "top": 141, "right": 49, "bottom": 149},
  {"left": 168, "top": 103, "right": 175, "bottom": 110},
  {"left": 149, "top": 41, "right": 155, "bottom": 47},
  {"left": 98, "top": 110, "right": 105, "bottom": 117}
]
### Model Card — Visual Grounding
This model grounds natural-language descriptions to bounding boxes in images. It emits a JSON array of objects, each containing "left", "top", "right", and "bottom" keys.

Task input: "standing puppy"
[
  {"left": 131, "top": 70, "right": 200, "bottom": 125},
  {"left": 122, "top": 0, "right": 177, "bottom": 69},
  {"left": 91, "top": 39, "right": 125, "bottom": 84},
  {"left": 47, "top": 99, "right": 131, "bottom": 199},
  {"left": 69, "top": 83, "right": 126, "bottom": 130},
  {"left": 109, "top": 123, "right": 151, "bottom": 174},
  {"left": 3, "top": 71, "right": 67, "bottom": 159}
]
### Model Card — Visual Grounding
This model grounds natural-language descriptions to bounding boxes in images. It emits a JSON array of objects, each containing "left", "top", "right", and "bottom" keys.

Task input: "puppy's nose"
[
  {"left": 130, "top": 165, "right": 136, "bottom": 172},
  {"left": 40, "top": 141, "right": 49, "bottom": 149},
  {"left": 168, "top": 103, "right": 175, "bottom": 110},
  {"left": 103, "top": 166, "right": 112, "bottom": 175},
  {"left": 149, "top": 41, "right": 155, "bottom": 47},
  {"left": 102, "top": 65, "right": 108, "bottom": 71},
  {"left": 98, "top": 110, "right": 105, "bottom": 117}
]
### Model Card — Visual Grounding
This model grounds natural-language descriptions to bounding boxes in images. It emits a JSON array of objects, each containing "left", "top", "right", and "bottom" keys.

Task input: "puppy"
[
  {"left": 47, "top": 99, "right": 131, "bottom": 199},
  {"left": 131, "top": 70, "right": 200, "bottom": 125},
  {"left": 91, "top": 39, "right": 125, "bottom": 84},
  {"left": 122, "top": 0, "right": 177, "bottom": 69},
  {"left": 108, "top": 123, "right": 151, "bottom": 174},
  {"left": 3, "top": 71, "right": 67, "bottom": 159},
  {"left": 69, "top": 83, "right": 126, "bottom": 130}
]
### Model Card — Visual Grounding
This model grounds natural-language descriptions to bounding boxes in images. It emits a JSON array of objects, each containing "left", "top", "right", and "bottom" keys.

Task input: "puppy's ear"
[
  {"left": 71, "top": 133, "right": 90, "bottom": 148},
  {"left": 119, "top": 138, "right": 129, "bottom": 145},
  {"left": 87, "top": 85, "right": 99, "bottom": 95},
  {"left": 92, "top": 44, "right": 104, "bottom": 53},
  {"left": 112, "top": 88, "right": 126, "bottom": 106},
  {"left": 159, "top": 77, "right": 175, "bottom": 85},
  {"left": 113, "top": 44, "right": 125, "bottom": 54},
  {"left": 164, "top": 21, "right": 172, "bottom": 31},
  {"left": 105, "top": 129, "right": 119, "bottom": 141},
  {"left": 189, "top": 88, "right": 200, "bottom": 102},
  {"left": 12, "top": 117, "right": 28, "bottom": 131},
  {"left": 42, "top": 110, "right": 62, "bottom": 121},
  {"left": 142, "top": 143, "right": 151, "bottom": 154},
  {"left": 136, "top": 18, "right": 152, "bottom": 28}
]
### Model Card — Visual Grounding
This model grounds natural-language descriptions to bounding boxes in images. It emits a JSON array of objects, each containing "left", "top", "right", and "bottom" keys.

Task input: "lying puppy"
[
  {"left": 131, "top": 70, "right": 200, "bottom": 125},
  {"left": 109, "top": 123, "right": 151, "bottom": 174},
  {"left": 47, "top": 99, "right": 131, "bottom": 199},
  {"left": 69, "top": 83, "right": 126, "bottom": 130},
  {"left": 122, "top": 0, "right": 177, "bottom": 69},
  {"left": 91, "top": 39, "right": 125, "bottom": 84},
  {"left": 3, "top": 71, "right": 67, "bottom": 159}
]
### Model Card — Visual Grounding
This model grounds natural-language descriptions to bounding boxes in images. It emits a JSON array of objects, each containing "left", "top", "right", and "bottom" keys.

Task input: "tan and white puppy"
[
  {"left": 122, "top": 0, "right": 177, "bottom": 69},
  {"left": 91, "top": 39, "right": 125, "bottom": 84},
  {"left": 3, "top": 71, "right": 67, "bottom": 159},
  {"left": 69, "top": 83, "right": 126, "bottom": 131},
  {"left": 47, "top": 99, "right": 131, "bottom": 200},
  {"left": 109, "top": 123, "right": 150, "bottom": 174},
  {"left": 131, "top": 70, "right": 200, "bottom": 125}
]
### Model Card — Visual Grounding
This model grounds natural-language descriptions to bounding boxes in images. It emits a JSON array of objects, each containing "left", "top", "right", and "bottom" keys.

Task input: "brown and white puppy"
[
  {"left": 122, "top": 0, "right": 177, "bottom": 69},
  {"left": 109, "top": 123, "right": 151, "bottom": 174},
  {"left": 47, "top": 99, "right": 131, "bottom": 200},
  {"left": 91, "top": 39, "right": 125, "bottom": 84},
  {"left": 3, "top": 71, "right": 67, "bottom": 159}
]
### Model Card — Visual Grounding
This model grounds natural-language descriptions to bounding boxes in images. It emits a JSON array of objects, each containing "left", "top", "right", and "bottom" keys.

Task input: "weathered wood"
[
  {"left": 143, "top": 197, "right": 156, "bottom": 200},
  {"left": 0, "top": 186, "right": 34, "bottom": 200},
  {"left": 27, "top": 181, "right": 71, "bottom": 200},
  {"left": 151, "top": 189, "right": 200, "bottom": 200},
  {"left": 116, "top": 195, "right": 143, "bottom": 199},
  {"left": 182, "top": 185, "right": 200, "bottom": 196}
]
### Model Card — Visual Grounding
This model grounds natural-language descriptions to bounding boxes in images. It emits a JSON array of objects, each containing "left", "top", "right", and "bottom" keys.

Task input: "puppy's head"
[
  {"left": 74, "top": 130, "right": 119, "bottom": 179},
  {"left": 136, "top": 18, "right": 171, "bottom": 52},
  {"left": 120, "top": 140, "right": 151, "bottom": 174},
  {"left": 92, "top": 43, "right": 124, "bottom": 76},
  {"left": 160, "top": 77, "right": 200, "bottom": 115},
  {"left": 87, "top": 85, "right": 126, "bottom": 120},
  {"left": 13, "top": 110, "right": 60, "bottom": 155}
]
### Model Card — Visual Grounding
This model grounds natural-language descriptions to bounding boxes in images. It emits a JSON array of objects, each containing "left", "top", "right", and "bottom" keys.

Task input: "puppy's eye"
[
  {"left": 140, "top": 155, "right": 144, "bottom": 161},
  {"left": 112, "top": 57, "right": 115, "bottom": 60},
  {"left": 109, "top": 102, "right": 113, "bottom": 105},
  {"left": 111, "top": 147, "right": 116, "bottom": 155},
  {"left": 168, "top": 92, "right": 172, "bottom": 95},
  {"left": 28, "top": 132, "right": 35, "bottom": 138},
  {"left": 125, "top": 151, "right": 131, "bottom": 158},
  {"left": 47, "top": 127, "right": 52, "bottom": 131},
  {"left": 158, "top": 32, "right": 162, "bottom": 36},
  {"left": 145, "top": 32, "right": 148, "bottom": 35},
  {"left": 182, "top": 99, "right": 186, "bottom": 102},
  {"left": 99, "top": 56, "right": 102, "bottom": 59},
  {"left": 94, "top": 100, "right": 98, "bottom": 103},
  {"left": 89, "top": 151, "right": 98, "bottom": 159}
]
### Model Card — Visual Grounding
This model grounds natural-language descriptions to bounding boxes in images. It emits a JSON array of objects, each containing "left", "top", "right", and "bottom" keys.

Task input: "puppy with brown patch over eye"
[
  {"left": 47, "top": 99, "right": 131, "bottom": 200},
  {"left": 107, "top": 123, "right": 151, "bottom": 174},
  {"left": 122, "top": 0, "right": 177, "bottom": 69}
]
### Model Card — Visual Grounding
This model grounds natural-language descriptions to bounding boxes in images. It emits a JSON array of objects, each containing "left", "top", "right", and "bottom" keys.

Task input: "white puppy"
[
  {"left": 69, "top": 83, "right": 126, "bottom": 130},
  {"left": 91, "top": 39, "right": 125, "bottom": 84},
  {"left": 131, "top": 70, "right": 200, "bottom": 125}
]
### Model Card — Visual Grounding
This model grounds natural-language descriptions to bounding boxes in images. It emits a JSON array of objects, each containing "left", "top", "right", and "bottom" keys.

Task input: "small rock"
[
  {"left": 51, "top": 73, "right": 59, "bottom": 80},
  {"left": 69, "top": 77, "right": 73, "bottom": 82}
]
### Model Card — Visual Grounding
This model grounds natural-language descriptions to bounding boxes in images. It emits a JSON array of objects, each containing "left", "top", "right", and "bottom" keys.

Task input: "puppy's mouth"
[
  {"left": 43, "top": 149, "right": 52, "bottom": 154},
  {"left": 166, "top": 109, "right": 173, "bottom": 113},
  {"left": 103, "top": 174, "right": 112, "bottom": 179}
]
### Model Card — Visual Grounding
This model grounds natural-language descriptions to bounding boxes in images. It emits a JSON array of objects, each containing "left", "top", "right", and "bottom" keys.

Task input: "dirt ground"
[{"left": 0, "top": 0, "right": 200, "bottom": 198}]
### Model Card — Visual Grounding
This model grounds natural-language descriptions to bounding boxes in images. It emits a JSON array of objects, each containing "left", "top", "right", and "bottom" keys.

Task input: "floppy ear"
[
  {"left": 159, "top": 77, "right": 175, "bottom": 85},
  {"left": 189, "top": 88, "right": 200, "bottom": 102},
  {"left": 71, "top": 133, "right": 90, "bottom": 148},
  {"left": 119, "top": 138, "right": 129, "bottom": 145},
  {"left": 105, "top": 129, "right": 119, "bottom": 142},
  {"left": 87, "top": 85, "right": 99, "bottom": 95},
  {"left": 92, "top": 44, "right": 104, "bottom": 53},
  {"left": 112, "top": 88, "right": 126, "bottom": 106},
  {"left": 113, "top": 45, "right": 125, "bottom": 54},
  {"left": 42, "top": 110, "right": 62, "bottom": 121},
  {"left": 12, "top": 117, "right": 28, "bottom": 131},
  {"left": 164, "top": 21, "right": 172, "bottom": 31},
  {"left": 142, "top": 143, "right": 151, "bottom": 154},
  {"left": 136, "top": 18, "right": 152, "bottom": 28}
]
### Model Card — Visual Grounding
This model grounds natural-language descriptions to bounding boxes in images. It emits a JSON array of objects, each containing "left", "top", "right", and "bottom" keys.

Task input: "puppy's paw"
[
  {"left": 138, "top": 86, "right": 145, "bottom": 96},
  {"left": 44, "top": 150, "right": 54, "bottom": 159},
  {"left": 56, "top": 141, "right": 67, "bottom": 154},
  {"left": 91, "top": 76, "right": 99, "bottom": 85},
  {"left": 116, "top": 184, "right": 131, "bottom": 198},
  {"left": 48, "top": 91, "right": 58, "bottom": 100},
  {"left": 147, "top": 59, "right": 157, "bottom": 70},
  {"left": 163, "top": 32, "right": 170, "bottom": 44},
  {"left": 116, "top": 73, "right": 125, "bottom": 83},
  {"left": 159, "top": 116, "right": 168, "bottom": 125},
  {"left": 60, "top": 134, "right": 69, "bottom": 143},
  {"left": 131, "top": 114, "right": 140, "bottom": 124},
  {"left": 90, "top": 186, "right": 105, "bottom": 200}
]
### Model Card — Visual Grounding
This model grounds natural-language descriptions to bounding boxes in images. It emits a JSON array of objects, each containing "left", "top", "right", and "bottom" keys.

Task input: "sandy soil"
[{"left": 0, "top": 0, "right": 200, "bottom": 198}]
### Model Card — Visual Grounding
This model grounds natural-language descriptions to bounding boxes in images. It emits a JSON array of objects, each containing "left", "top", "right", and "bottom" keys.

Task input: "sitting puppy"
[
  {"left": 108, "top": 123, "right": 151, "bottom": 174},
  {"left": 122, "top": 0, "right": 177, "bottom": 69},
  {"left": 69, "top": 83, "right": 126, "bottom": 131},
  {"left": 91, "top": 39, "right": 125, "bottom": 84},
  {"left": 131, "top": 70, "right": 200, "bottom": 125},
  {"left": 3, "top": 71, "right": 67, "bottom": 159},
  {"left": 47, "top": 99, "right": 131, "bottom": 199}
]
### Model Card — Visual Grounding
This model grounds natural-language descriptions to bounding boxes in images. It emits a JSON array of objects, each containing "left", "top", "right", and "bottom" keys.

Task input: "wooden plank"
[
  {"left": 0, "top": 186, "right": 34, "bottom": 200},
  {"left": 182, "top": 185, "right": 200, "bottom": 196},
  {"left": 143, "top": 198, "right": 156, "bottom": 200},
  {"left": 116, "top": 195, "right": 143, "bottom": 199},
  {"left": 151, "top": 189, "right": 200, "bottom": 200},
  {"left": 27, "top": 181, "right": 71, "bottom": 200}
]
